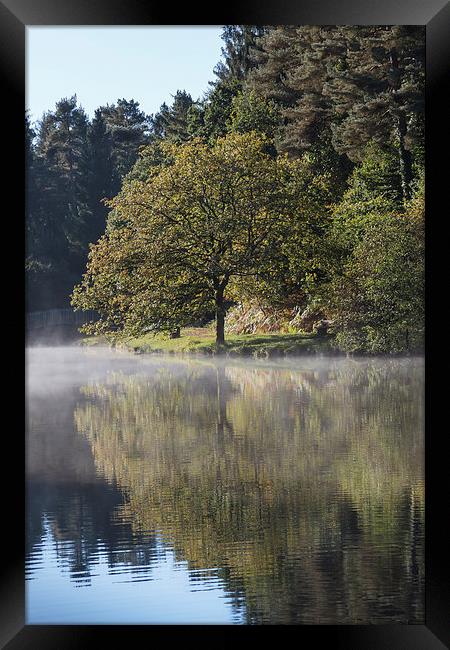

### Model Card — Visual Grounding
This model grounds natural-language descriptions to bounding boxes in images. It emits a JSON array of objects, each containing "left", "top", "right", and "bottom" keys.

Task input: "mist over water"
[{"left": 26, "top": 347, "right": 424, "bottom": 624}]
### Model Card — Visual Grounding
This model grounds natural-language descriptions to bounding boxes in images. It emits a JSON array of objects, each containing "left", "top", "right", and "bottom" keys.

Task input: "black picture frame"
[{"left": 2, "top": 0, "right": 448, "bottom": 647}]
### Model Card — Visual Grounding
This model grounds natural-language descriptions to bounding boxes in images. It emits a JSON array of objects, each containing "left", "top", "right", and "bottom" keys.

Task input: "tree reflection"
[{"left": 74, "top": 358, "right": 424, "bottom": 623}]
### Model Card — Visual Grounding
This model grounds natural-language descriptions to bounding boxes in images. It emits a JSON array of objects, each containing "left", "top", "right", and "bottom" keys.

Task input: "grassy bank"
[{"left": 82, "top": 326, "right": 338, "bottom": 358}]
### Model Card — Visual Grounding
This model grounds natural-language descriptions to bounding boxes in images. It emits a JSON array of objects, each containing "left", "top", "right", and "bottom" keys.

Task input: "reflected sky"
[{"left": 28, "top": 520, "right": 242, "bottom": 624}]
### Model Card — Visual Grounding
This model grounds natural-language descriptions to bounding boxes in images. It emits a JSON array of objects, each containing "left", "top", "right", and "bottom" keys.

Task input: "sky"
[{"left": 26, "top": 26, "right": 224, "bottom": 123}]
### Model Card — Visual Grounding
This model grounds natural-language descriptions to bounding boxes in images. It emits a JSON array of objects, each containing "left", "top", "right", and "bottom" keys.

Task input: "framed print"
[{"left": 1, "top": 0, "right": 448, "bottom": 647}]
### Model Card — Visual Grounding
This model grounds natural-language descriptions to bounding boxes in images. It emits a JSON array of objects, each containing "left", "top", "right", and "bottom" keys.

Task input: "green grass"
[
  {"left": 79, "top": 335, "right": 109, "bottom": 347},
  {"left": 86, "top": 326, "right": 338, "bottom": 358}
]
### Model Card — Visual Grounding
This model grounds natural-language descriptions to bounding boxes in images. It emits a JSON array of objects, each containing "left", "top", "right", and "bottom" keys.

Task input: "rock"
[{"left": 313, "top": 320, "right": 333, "bottom": 335}]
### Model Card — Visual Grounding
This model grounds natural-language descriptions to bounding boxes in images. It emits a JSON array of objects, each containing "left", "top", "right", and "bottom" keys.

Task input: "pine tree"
[
  {"left": 86, "top": 109, "right": 115, "bottom": 243},
  {"left": 35, "top": 95, "right": 91, "bottom": 258},
  {"left": 248, "top": 26, "right": 306, "bottom": 108},
  {"left": 249, "top": 26, "right": 424, "bottom": 201},
  {"left": 27, "top": 107, "right": 73, "bottom": 308},
  {"left": 150, "top": 90, "right": 194, "bottom": 143},
  {"left": 214, "top": 25, "right": 268, "bottom": 83},
  {"left": 30, "top": 96, "right": 94, "bottom": 309},
  {"left": 26, "top": 113, "right": 45, "bottom": 311},
  {"left": 196, "top": 80, "right": 241, "bottom": 143},
  {"left": 99, "top": 98, "right": 150, "bottom": 188},
  {"left": 326, "top": 26, "right": 424, "bottom": 202}
]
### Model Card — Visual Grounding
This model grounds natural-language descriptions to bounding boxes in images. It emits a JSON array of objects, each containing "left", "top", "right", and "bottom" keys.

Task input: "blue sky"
[{"left": 26, "top": 26, "right": 224, "bottom": 123}]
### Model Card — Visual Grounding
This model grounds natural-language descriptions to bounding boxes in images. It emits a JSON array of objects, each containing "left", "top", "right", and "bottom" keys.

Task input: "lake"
[{"left": 26, "top": 347, "right": 424, "bottom": 624}]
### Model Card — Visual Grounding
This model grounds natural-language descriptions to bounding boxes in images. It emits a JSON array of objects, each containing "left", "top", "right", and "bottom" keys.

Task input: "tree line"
[{"left": 27, "top": 25, "right": 425, "bottom": 353}]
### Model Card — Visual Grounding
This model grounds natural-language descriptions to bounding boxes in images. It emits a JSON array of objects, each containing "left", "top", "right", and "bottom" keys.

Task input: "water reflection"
[{"left": 26, "top": 349, "right": 424, "bottom": 624}]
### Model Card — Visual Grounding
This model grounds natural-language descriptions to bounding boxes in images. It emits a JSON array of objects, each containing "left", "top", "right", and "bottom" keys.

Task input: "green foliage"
[
  {"left": 28, "top": 27, "right": 425, "bottom": 356},
  {"left": 26, "top": 96, "right": 151, "bottom": 310},
  {"left": 149, "top": 90, "right": 194, "bottom": 143},
  {"left": 27, "top": 97, "right": 92, "bottom": 309},
  {"left": 249, "top": 26, "right": 424, "bottom": 201},
  {"left": 72, "top": 132, "right": 329, "bottom": 343},
  {"left": 323, "top": 182, "right": 424, "bottom": 353},
  {"left": 327, "top": 145, "right": 405, "bottom": 258},
  {"left": 229, "top": 90, "right": 280, "bottom": 139},
  {"left": 187, "top": 79, "right": 242, "bottom": 144},
  {"left": 99, "top": 98, "right": 150, "bottom": 184},
  {"left": 213, "top": 25, "right": 268, "bottom": 83},
  {"left": 86, "top": 109, "right": 115, "bottom": 243}
]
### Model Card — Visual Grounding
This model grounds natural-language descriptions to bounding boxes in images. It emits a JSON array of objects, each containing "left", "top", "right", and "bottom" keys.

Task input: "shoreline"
[
  {"left": 79, "top": 329, "right": 423, "bottom": 359},
  {"left": 81, "top": 329, "right": 339, "bottom": 358}
]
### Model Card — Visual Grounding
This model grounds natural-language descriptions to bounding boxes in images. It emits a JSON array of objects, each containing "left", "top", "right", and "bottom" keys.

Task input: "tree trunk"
[
  {"left": 215, "top": 288, "right": 225, "bottom": 345},
  {"left": 169, "top": 327, "right": 180, "bottom": 339},
  {"left": 389, "top": 49, "right": 413, "bottom": 204},
  {"left": 397, "top": 112, "right": 413, "bottom": 204}
]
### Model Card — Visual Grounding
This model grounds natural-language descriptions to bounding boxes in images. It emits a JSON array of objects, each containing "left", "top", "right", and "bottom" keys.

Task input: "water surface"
[{"left": 26, "top": 347, "right": 424, "bottom": 624}]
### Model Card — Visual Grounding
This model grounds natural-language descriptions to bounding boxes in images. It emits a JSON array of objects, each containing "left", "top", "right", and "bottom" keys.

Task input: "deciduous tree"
[{"left": 72, "top": 132, "right": 328, "bottom": 344}]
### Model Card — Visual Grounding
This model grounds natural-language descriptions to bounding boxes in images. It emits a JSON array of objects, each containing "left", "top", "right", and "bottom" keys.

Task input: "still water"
[{"left": 26, "top": 347, "right": 424, "bottom": 624}]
